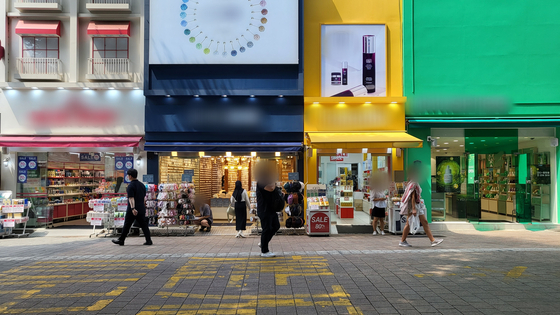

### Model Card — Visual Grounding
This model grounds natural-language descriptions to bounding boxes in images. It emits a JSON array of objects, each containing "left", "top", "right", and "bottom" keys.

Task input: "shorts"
[{"left": 371, "top": 207, "right": 386, "bottom": 218}]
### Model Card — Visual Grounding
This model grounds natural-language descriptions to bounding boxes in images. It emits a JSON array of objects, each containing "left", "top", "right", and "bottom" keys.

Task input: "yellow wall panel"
[{"left": 304, "top": 0, "right": 403, "bottom": 97}]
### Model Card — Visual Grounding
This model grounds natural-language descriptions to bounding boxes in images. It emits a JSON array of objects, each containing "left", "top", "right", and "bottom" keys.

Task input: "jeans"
[
  {"left": 119, "top": 209, "right": 152, "bottom": 243},
  {"left": 260, "top": 212, "right": 280, "bottom": 253}
]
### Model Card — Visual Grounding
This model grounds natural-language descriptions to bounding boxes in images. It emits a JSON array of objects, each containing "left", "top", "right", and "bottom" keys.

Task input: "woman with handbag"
[
  {"left": 399, "top": 163, "right": 443, "bottom": 247},
  {"left": 230, "top": 181, "right": 250, "bottom": 238}
]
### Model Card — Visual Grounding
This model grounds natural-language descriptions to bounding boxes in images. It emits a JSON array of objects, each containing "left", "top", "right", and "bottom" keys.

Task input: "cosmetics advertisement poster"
[
  {"left": 149, "top": 0, "right": 299, "bottom": 64},
  {"left": 436, "top": 157, "right": 462, "bottom": 193},
  {"left": 321, "top": 25, "right": 387, "bottom": 97}
]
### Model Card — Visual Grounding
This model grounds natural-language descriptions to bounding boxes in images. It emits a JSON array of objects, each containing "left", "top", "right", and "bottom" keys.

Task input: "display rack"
[
  {"left": 0, "top": 195, "right": 30, "bottom": 238},
  {"left": 335, "top": 185, "right": 354, "bottom": 219}
]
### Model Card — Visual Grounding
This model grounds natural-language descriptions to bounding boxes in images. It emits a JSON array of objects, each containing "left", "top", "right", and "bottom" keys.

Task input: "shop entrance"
[{"left": 431, "top": 128, "right": 554, "bottom": 223}]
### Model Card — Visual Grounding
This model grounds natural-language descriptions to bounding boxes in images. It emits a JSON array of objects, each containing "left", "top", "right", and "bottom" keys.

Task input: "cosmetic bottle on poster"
[
  {"left": 331, "top": 85, "right": 368, "bottom": 97},
  {"left": 342, "top": 61, "right": 348, "bottom": 85},
  {"left": 363, "top": 35, "right": 375, "bottom": 93}
]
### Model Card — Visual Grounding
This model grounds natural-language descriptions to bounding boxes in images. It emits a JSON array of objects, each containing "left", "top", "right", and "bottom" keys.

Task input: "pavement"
[{"left": 0, "top": 228, "right": 560, "bottom": 314}]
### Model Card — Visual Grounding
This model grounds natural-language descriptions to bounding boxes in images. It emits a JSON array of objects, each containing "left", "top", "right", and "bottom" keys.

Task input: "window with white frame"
[
  {"left": 92, "top": 37, "right": 129, "bottom": 59},
  {"left": 22, "top": 37, "right": 59, "bottom": 58}
]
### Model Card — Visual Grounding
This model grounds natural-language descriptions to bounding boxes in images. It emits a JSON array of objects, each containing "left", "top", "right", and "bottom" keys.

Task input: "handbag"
[{"left": 226, "top": 202, "right": 235, "bottom": 223}]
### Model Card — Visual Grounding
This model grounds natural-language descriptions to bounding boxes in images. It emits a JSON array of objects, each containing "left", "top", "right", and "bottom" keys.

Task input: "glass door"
[
  {"left": 515, "top": 153, "right": 532, "bottom": 223},
  {"left": 465, "top": 153, "right": 481, "bottom": 221}
]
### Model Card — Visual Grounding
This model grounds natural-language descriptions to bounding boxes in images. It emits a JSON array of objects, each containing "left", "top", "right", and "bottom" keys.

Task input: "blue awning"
[{"left": 144, "top": 142, "right": 303, "bottom": 152}]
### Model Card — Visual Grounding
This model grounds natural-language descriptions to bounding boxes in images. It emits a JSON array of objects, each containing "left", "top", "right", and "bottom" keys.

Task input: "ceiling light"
[
  {"left": 312, "top": 102, "right": 319, "bottom": 104},
  {"left": 199, "top": 152, "right": 205, "bottom": 157},
  {"left": 226, "top": 152, "right": 232, "bottom": 157},
  {"left": 222, "top": 95, "right": 228, "bottom": 98},
  {"left": 391, "top": 101, "right": 398, "bottom": 104},
  {"left": 133, "top": 87, "right": 140, "bottom": 90},
  {"left": 460, "top": 145, "right": 464, "bottom": 147},
  {"left": 337, "top": 148, "right": 342, "bottom": 155},
  {"left": 436, "top": 145, "right": 440, "bottom": 147},
  {"left": 444, "top": 142, "right": 449, "bottom": 145},
  {"left": 436, "top": 137, "right": 440, "bottom": 139},
  {"left": 108, "top": 87, "right": 115, "bottom": 90},
  {"left": 166, "top": 95, "right": 171, "bottom": 97},
  {"left": 250, "top": 95, "right": 255, "bottom": 98},
  {"left": 470, "top": 142, "right": 474, "bottom": 145},
  {"left": 171, "top": 151, "right": 178, "bottom": 157},
  {"left": 481, "top": 140, "right": 486, "bottom": 142},
  {"left": 83, "top": 87, "right": 90, "bottom": 90},
  {"left": 57, "top": 87, "right": 64, "bottom": 90},
  {"left": 362, "top": 148, "right": 368, "bottom": 154},
  {"left": 275, "top": 152, "right": 281, "bottom": 157},
  {"left": 251, "top": 152, "right": 257, "bottom": 157},
  {"left": 339, "top": 102, "right": 345, "bottom": 104},
  {"left": 194, "top": 95, "right": 199, "bottom": 97},
  {"left": 365, "top": 102, "right": 371, "bottom": 104},
  {"left": 278, "top": 95, "right": 284, "bottom": 98},
  {"left": 5, "top": 87, "right": 13, "bottom": 90},
  {"left": 31, "top": 87, "right": 38, "bottom": 90},
  {"left": 453, "top": 140, "right": 459, "bottom": 142},
  {"left": 443, "top": 149, "right": 448, "bottom": 151},
  {"left": 436, "top": 150, "right": 440, "bottom": 152}
]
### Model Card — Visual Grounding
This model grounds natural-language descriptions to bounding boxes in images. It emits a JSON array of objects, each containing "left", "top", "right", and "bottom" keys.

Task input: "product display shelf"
[
  {"left": 0, "top": 198, "right": 30, "bottom": 238},
  {"left": 335, "top": 185, "right": 354, "bottom": 219},
  {"left": 46, "top": 162, "right": 104, "bottom": 220},
  {"left": 480, "top": 167, "right": 498, "bottom": 214},
  {"left": 531, "top": 184, "right": 550, "bottom": 221},
  {"left": 198, "top": 158, "right": 213, "bottom": 205}
]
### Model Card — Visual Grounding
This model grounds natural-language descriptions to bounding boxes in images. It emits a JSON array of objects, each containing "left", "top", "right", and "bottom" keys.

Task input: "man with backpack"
[{"left": 255, "top": 162, "right": 282, "bottom": 258}]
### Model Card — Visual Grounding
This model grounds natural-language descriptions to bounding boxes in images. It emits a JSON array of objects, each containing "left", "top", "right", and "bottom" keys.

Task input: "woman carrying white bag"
[{"left": 399, "top": 163, "right": 443, "bottom": 247}]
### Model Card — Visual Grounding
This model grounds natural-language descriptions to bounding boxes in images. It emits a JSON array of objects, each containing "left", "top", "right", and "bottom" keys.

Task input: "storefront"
[
  {"left": 0, "top": 89, "right": 145, "bottom": 226},
  {"left": 303, "top": 0, "right": 416, "bottom": 230},
  {"left": 406, "top": 123, "right": 559, "bottom": 224}
]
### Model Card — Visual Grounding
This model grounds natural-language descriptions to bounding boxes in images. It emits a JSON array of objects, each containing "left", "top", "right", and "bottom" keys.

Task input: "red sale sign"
[{"left": 310, "top": 212, "right": 329, "bottom": 233}]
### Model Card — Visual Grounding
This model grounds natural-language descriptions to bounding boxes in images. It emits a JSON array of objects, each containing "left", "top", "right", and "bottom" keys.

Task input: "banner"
[
  {"left": 18, "top": 169, "right": 28, "bottom": 183},
  {"left": 436, "top": 156, "right": 462, "bottom": 193}
]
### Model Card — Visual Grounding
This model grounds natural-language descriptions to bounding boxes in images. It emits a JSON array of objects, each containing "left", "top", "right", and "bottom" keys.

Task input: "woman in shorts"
[{"left": 370, "top": 174, "right": 387, "bottom": 235}]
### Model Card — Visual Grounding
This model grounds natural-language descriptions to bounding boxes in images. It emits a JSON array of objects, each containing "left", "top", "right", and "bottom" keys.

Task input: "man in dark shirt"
[
  {"left": 112, "top": 169, "right": 152, "bottom": 246},
  {"left": 256, "top": 163, "right": 280, "bottom": 257}
]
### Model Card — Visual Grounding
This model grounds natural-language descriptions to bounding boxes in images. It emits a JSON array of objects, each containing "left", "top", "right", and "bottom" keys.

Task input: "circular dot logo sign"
[
  {"left": 125, "top": 161, "right": 133, "bottom": 169},
  {"left": 180, "top": 0, "right": 268, "bottom": 58},
  {"left": 28, "top": 161, "right": 37, "bottom": 169},
  {"left": 18, "top": 161, "right": 27, "bottom": 169},
  {"left": 116, "top": 161, "right": 124, "bottom": 169},
  {"left": 18, "top": 174, "right": 27, "bottom": 182}
]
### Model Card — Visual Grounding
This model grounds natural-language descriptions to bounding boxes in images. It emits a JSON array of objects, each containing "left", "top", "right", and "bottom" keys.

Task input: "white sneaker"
[
  {"left": 381, "top": 231, "right": 385, "bottom": 236},
  {"left": 372, "top": 231, "right": 377, "bottom": 236},
  {"left": 431, "top": 239, "right": 444, "bottom": 247},
  {"left": 399, "top": 241, "right": 412, "bottom": 247},
  {"left": 261, "top": 252, "right": 276, "bottom": 258}
]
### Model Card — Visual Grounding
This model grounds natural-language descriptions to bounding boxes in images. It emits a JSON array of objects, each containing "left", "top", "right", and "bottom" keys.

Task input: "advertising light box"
[{"left": 149, "top": 0, "right": 299, "bottom": 65}]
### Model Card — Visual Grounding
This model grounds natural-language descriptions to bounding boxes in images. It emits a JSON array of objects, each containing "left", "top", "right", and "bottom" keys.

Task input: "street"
[{"left": 0, "top": 229, "right": 559, "bottom": 314}]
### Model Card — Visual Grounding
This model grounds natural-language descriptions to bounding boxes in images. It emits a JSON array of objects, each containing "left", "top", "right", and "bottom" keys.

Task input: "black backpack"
[{"left": 269, "top": 187, "right": 285, "bottom": 213}]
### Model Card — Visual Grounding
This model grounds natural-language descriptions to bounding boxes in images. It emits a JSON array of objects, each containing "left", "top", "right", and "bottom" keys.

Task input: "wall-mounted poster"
[
  {"left": 436, "top": 157, "right": 462, "bottom": 193},
  {"left": 149, "top": 0, "right": 299, "bottom": 64},
  {"left": 321, "top": 25, "right": 387, "bottom": 97}
]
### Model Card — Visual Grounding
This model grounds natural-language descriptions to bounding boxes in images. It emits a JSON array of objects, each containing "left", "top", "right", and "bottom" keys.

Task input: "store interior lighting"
[
  {"left": 199, "top": 152, "right": 205, "bottom": 157},
  {"left": 251, "top": 152, "right": 257, "bottom": 157},
  {"left": 226, "top": 152, "right": 232, "bottom": 157},
  {"left": 275, "top": 152, "right": 281, "bottom": 157},
  {"left": 171, "top": 151, "right": 178, "bottom": 157},
  {"left": 362, "top": 148, "right": 368, "bottom": 154}
]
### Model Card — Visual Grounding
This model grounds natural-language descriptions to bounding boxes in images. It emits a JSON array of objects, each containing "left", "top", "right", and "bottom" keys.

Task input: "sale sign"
[
  {"left": 90, "top": 217, "right": 103, "bottom": 226},
  {"left": 2, "top": 219, "right": 15, "bottom": 228},
  {"left": 117, "top": 203, "right": 128, "bottom": 211},
  {"left": 27, "top": 156, "right": 38, "bottom": 170},
  {"left": 310, "top": 212, "right": 330, "bottom": 233},
  {"left": 18, "top": 170, "right": 28, "bottom": 183},
  {"left": 114, "top": 217, "right": 125, "bottom": 227}
]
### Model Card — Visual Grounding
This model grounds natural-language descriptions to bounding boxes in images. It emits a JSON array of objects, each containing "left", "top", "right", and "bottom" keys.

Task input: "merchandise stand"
[
  {"left": 86, "top": 196, "right": 127, "bottom": 238},
  {"left": 0, "top": 197, "right": 31, "bottom": 238},
  {"left": 306, "top": 184, "right": 330, "bottom": 236}
]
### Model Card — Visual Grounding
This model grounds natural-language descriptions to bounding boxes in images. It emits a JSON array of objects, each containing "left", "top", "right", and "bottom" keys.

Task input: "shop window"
[
  {"left": 22, "top": 37, "right": 59, "bottom": 58},
  {"left": 92, "top": 37, "right": 129, "bottom": 59}
]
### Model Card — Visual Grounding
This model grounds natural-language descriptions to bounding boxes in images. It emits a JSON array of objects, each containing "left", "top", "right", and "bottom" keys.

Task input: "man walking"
[
  {"left": 256, "top": 163, "right": 280, "bottom": 258},
  {"left": 112, "top": 169, "right": 153, "bottom": 246}
]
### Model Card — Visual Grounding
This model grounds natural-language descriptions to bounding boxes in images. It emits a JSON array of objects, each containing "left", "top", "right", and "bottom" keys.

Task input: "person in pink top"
[{"left": 399, "top": 163, "right": 443, "bottom": 247}]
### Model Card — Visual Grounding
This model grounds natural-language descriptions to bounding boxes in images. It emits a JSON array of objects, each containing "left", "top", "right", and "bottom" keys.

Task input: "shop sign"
[
  {"left": 80, "top": 153, "right": 102, "bottom": 162},
  {"left": 310, "top": 212, "right": 329, "bottom": 233},
  {"left": 17, "top": 170, "right": 27, "bottom": 183},
  {"left": 330, "top": 153, "right": 348, "bottom": 161},
  {"left": 143, "top": 174, "right": 154, "bottom": 183},
  {"left": 288, "top": 172, "right": 299, "bottom": 180}
]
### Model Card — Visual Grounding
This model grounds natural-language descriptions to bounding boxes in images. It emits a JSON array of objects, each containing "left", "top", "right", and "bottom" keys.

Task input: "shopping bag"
[
  {"left": 226, "top": 203, "right": 235, "bottom": 223},
  {"left": 409, "top": 214, "right": 421, "bottom": 235}
]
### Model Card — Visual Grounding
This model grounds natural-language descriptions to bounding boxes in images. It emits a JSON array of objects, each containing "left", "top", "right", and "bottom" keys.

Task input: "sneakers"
[
  {"left": 261, "top": 252, "right": 276, "bottom": 258},
  {"left": 373, "top": 231, "right": 385, "bottom": 236},
  {"left": 399, "top": 241, "right": 412, "bottom": 247},
  {"left": 381, "top": 231, "right": 385, "bottom": 236},
  {"left": 372, "top": 231, "right": 377, "bottom": 236},
  {"left": 431, "top": 239, "right": 444, "bottom": 247}
]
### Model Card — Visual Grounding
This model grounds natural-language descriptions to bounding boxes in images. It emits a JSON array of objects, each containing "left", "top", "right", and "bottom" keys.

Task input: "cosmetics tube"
[
  {"left": 342, "top": 61, "right": 348, "bottom": 85},
  {"left": 331, "top": 85, "right": 368, "bottom": 97},
  {"left": 363, "top": 35, "right": 375, "bottom": 93}
]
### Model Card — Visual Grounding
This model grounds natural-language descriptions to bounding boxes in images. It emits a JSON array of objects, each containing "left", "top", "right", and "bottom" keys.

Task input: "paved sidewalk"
[{"left": 0, "top": 230, "right": 559, "bottom": 314}]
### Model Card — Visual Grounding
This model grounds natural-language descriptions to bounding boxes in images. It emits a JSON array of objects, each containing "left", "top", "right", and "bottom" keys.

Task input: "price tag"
[
  {"left": 12, "top": 205, "right": 25, "bottom": 213},
  {"left": 114, "top": 217, "right": 125, "bottom": 227},
  {"left": 93, "top": 203, "right": 104, "bottom": 212},
  {"left": 2, "top": 219, "right": 15, "bottom": 228},
  {"left": 90, "top": 217, "right": 103, "bottom": 226},
  {"left": 117, "top": 203, "right": 128, "bottom": 211}
]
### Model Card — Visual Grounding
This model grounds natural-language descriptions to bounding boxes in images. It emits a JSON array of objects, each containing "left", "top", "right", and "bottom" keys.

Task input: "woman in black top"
[{"left": 231, "top": 181, "right": 250, "bottom": 238}]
